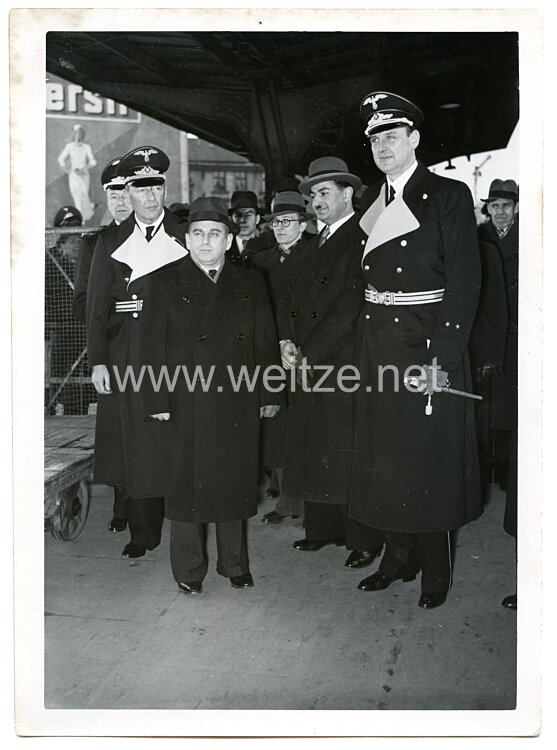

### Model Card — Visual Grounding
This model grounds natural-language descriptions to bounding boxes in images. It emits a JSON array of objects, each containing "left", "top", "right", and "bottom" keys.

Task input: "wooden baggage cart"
[{"left": 44, "top": 415, "right": 95, "bottom": 541}]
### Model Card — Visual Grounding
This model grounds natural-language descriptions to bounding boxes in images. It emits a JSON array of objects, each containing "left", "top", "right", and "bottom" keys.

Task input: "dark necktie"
[
  {"left": 386, "top": 184, "right": 396, "bottom": 206},
  {"left": 145, "top": 225, "right": 155, "bottom": 242},
  {"left": 208, "top": 269, "right": 217, "bottom": 280},
  {"left": 318, "top": 225, "right": 330, "bottom": 247}
]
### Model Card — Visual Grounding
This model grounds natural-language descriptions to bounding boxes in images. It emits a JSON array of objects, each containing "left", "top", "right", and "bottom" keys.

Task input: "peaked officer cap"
[
  {"left": 117, "top": 146, "right": 170, "bottom": 186},
  {"left": 101, "top": 157, "right": 127, "bottom": 190},
  {"left": 361, "top": 91, "right": 424, "bottom": 138}
]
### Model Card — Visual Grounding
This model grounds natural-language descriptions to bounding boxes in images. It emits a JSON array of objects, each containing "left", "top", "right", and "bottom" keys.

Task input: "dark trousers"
[
  {"left": 379, "top": 530, "right": 452, "bottom": 594},
  {"left": 304, "top": 501, "right": 384, "bottom": 551},
  {"left": 126, "top": 496, "right": 164, "bottom": 550},
  {"left": 112, "top": 486, "right": 128, "bottom": 518},
  {"left": 170, "top": 519, "right": 249, "bottom": 583},
  {"left": 272, "top": 468, "right": 305, "bottom": 517}
]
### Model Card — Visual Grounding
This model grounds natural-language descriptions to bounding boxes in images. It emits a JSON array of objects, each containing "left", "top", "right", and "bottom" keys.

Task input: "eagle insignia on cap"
[
  {"left": 135, "top": 148, "right": 157, "bottom": 163},
  {"left": 363, "top": 93, "right": 388, "bottom": 110},
  {"left": 133, "top": 165, "right": 157, "bottom": 176}
]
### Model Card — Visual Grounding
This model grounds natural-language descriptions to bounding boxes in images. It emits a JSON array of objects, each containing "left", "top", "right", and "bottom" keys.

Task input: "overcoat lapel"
[
  {"left": 360, "top": 182, "right": 420, "bottom": 263},
  {"left": 202, "top": 262, "right": 251, "bottom": 335},
  {"left": 112, "top": 224, "right": 187, "bottom": 286}
]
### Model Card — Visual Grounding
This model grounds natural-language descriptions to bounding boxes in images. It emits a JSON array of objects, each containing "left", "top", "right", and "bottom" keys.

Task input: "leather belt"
[
  {"left": 365, "top": 286, "right": 444, "bottom": 306},
  {"left": 114, "top": 299, "right": 143, "bottom": 313}
]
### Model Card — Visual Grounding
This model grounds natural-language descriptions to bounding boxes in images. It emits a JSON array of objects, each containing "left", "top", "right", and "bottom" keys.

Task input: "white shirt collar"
[
  {"left": 327, "top": 211, "right": 355, "bottom": 238},
  {"left": 387, "top": 160, "right": 418, "bottom": 196},
  {"left": 135, "top": 210, "right": 164, "bottom": 238}
]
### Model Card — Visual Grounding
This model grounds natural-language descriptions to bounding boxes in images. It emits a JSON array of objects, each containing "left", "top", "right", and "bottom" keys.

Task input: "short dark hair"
[{"left": 332, "top": 180, "right": 352, "bottom": 191}]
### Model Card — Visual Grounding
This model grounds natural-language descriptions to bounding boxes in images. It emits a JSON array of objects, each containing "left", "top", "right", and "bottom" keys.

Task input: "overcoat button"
[
  {"left": 198, "top": 334, "right": 206, "bottom": 341},
  {"left": 238, "top": 333, "right": 245, "bottom": 340},
  {"left": 394, "top": 317, "right": 399, "bottom": 323},
  {"left": 124, "top": 277, "right": 130, "bottom": 283},
  {"left": 423, "top": 193, "right": 428, "bottom": 199},
  {"left": 364, "top": 264, "right": 370, "bottom": 271},
  {"left": 365, "top": 314, "right": 370, "bottom": 320},
  {"left": 361, "top": 240, "right": 365, "bottom": 246},
  {"left": 311, "top": 312, "right": 319, "bottom": 318},
  {"left": 131, "top": 294, "right": 137, "bottom": 300},
  {"left": 396, "top": 267, "right": 402, "bottom": 273},
  {"left": 400, "top": 240, "right": 407, "bottom": 247},
  {"left": 289, "top": 311, "right": 296, "bottom": 318},
  {"left": 132, "top": 313, "right": 138, "bottom": 319}
]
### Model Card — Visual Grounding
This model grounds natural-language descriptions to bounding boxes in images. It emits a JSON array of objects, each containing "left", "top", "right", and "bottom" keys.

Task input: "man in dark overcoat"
[
  {"left": 277, "top": 157, "right": 384, "bottom": 570},
  {"left": 350, "top": 92, "right": 483, "bottom": 608},
  {"left": 475, "top": 179, "right": 519, "bottom": 609},
  {"left": 86, "top": 146, "right": 187, "bottom": 558},
  {"left": 73, "top": 156, "right": 132, "bottom": 534},
  {"left": 252, "top": 190, "right": 316, "bottom": 525},
  {"left": 137, "top": 197, "right": 283, "bottom": 594}
]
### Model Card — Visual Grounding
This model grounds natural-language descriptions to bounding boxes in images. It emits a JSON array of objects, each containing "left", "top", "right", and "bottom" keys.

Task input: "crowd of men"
[{"left": 74, "top": 90, "right": 518, "bottom": 610}]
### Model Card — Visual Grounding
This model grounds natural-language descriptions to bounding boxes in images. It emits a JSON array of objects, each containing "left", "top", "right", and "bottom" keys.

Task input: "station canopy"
[{"left": 46, "top": 31, "right": 519, "bottom": 191}]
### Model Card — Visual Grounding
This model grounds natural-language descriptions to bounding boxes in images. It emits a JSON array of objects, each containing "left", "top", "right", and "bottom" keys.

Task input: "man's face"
[
  {"left": 126, "top": 182, "right": 166, "bottom": 224},
  {"left": 186, "top": 220, "right": 233, "bottom": 268},
  {"left": 310, "top": 181, "right": 352, "bottom": 226},
  {"left": 486, "top": 198, "right": 518, "bottom": 232},
  {"left": 271, "top": 212, "right": 307, "bottom": 247},
  {"left": 231, "top": 207, "right": 260, "bottom": 237},
  {"left": 106, "top": 188, "right": 132, "bottom": 224},
  {"left": 369, "top": 126, "right": 420, "bottom": 179}
]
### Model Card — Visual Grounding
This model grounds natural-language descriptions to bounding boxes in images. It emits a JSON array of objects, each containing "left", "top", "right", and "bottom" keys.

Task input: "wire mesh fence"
[{"left": 45, "top": 226, "right": 102, "bottom": 416}]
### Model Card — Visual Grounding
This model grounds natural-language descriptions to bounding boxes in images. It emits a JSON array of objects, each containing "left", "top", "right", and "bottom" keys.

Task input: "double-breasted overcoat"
[
  {"left": 276, "top": 214, "right": 366, "bottom": 505},
  {"left": 252, "top": 233, "right": 316, "bottom": 467},
  {"left": 350, "top": 162, "right": 483, "bottom": 533},
  {"left": 86, "top": 209, "right": 187, "bottom": 497},
  {"left": 137, "top": 256, "right": 283, "bottom": 524}
]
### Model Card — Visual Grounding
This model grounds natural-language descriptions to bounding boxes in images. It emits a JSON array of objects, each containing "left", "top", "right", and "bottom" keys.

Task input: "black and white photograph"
[{"left": 8, "top": 3, "right": 546, "bottom": 741}]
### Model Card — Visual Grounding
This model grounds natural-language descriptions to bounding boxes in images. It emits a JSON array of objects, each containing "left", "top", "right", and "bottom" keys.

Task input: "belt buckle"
[{"left": 377, "top": 291, "right": 393, "bottom": 305}]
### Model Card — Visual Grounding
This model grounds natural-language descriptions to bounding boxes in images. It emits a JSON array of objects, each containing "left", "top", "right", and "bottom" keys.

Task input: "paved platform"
[{"left": 45, "top": 482, "right": 516, "bottom": 712}]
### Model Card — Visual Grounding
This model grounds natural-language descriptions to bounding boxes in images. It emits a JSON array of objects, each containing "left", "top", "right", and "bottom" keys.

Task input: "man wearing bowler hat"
[
  {"left": 228, "top": 190, "right": 273, "bottom": 267},
  {"left": 277, "top": 157, "right": 384, "bottom": 570},
  {"left": 350, "top": 92, "right": 482, "bottom": 608},
  {"left": 136, "top": 197, "right": 282, "bottom": 594},
  {"left": 86, "top": 145, "right": 187, "bottom": 559},
  {"left": 252, "top": 191, "right": 316, "bottom": 525},
  {"left": 73, "top": 155, "right": 133, "bottom": 534}
]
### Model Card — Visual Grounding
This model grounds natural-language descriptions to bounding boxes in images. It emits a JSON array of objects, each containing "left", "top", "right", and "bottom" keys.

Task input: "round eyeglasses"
[{"left": 270, "top": 218, "right": 300, "bottom": 228}]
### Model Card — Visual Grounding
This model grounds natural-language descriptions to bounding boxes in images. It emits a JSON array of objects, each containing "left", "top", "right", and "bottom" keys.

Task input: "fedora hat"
[
  {"left": 263, "top": 191, "right": 311, "bottom": 221},
  {"left": 228, "top": 190, "right": 260, "bottom": 214},
  {"left": 186, "top": 197, "right": 238, "bottom": 234},
  {"left": 481, "top": 179, "right": 519, "bottom": 202},
  {"left": 299, "top": 157, "right": 362, "bottom": 196}
]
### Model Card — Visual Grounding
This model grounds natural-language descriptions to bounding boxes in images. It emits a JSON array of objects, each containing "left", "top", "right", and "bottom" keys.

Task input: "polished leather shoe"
[
  {"left": 358, "top": 569, "right": 416, "bottom": 591},
  {"left": 121, "top": 542, "right": 146, "bottom": 558},
  {"left": 418, "top": 592, "right": 447, "bottom": 609},
  {"left": 261, "top": 510, "right": 286, "bottom": 524},
  {"left": 230, "top": 572, "right": 254, "bottom": 588},
  {"left": 178, "top": 581, "right": 203, "bottom": 595},
  {"left": 108, "top": 516, "right": 127, "bottom": 533},
  {"left": 292, "top": 537, "right": 345, "bottom": 551},
  {"left": 501, "top": 593, "right": 517, "bottom": 609},
  {"left": 344, "top": 548, "right": 380, "bottom": 569}
]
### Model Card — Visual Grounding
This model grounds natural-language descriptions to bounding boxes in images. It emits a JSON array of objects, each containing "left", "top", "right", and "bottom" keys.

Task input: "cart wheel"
[{"left": 50, "top": 480, "right": 91, "bottom": 542}]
